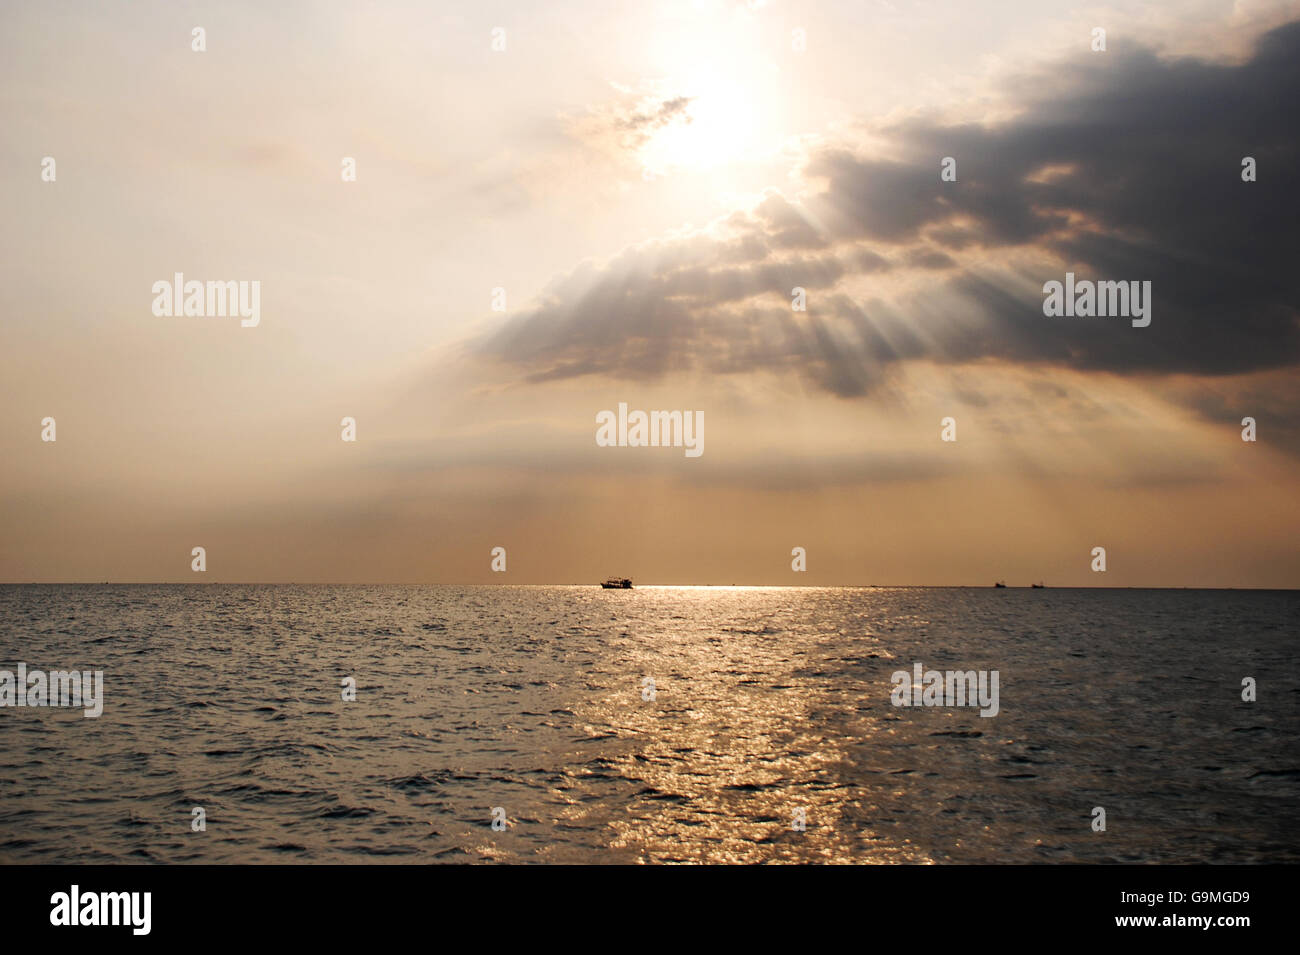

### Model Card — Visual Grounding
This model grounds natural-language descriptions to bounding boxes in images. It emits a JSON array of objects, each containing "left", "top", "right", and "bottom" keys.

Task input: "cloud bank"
[{"left": 480, "top": 21, "right": 1300, "bottom": 397}]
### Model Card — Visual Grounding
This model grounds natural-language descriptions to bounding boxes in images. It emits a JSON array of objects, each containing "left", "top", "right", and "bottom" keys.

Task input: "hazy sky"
[{"left": 2, "top": 0, "right": 1298, "bottom": 586}]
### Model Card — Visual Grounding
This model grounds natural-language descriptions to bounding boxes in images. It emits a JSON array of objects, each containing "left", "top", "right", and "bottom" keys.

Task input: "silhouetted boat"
[
  {"left": 1031, "top": 582, "right": 1045, "bottom": 588},
  {"left": 601, "top": 577, "right": 633, "bottom": 589},
  {"left": 994, "top": 580, "right": 1007, "bottom": 588}
]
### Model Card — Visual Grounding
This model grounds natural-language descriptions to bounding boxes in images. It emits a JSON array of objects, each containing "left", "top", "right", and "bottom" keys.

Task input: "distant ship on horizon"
[{"left": 601, "top": 577, "right": 633, "bottom": 589}]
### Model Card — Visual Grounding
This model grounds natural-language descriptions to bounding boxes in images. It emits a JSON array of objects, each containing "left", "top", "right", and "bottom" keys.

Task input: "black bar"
[{"left": 0, "top": 864, "right": 1284, "bottom": 941}]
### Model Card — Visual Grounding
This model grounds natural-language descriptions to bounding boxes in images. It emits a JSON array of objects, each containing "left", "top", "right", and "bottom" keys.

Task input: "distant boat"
[
  {"left": 601, "top": 577, "right": 633, "bottom": 589},
  {"left": 1031, "top": 582, "right": 1045, "bottom": 589},
  {"left": 994, "top": 580, "right": 1007, "bottom": 588}
]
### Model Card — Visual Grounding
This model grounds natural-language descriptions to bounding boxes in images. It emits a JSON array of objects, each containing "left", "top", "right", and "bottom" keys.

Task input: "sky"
[{"left": 1, "top": 0, "right": 1298, "bottom": 586}]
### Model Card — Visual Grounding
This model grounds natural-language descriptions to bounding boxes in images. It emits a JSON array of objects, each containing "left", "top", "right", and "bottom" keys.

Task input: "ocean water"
[{"left": 0, "top": 584, "right": 1296, "bottom": 864}]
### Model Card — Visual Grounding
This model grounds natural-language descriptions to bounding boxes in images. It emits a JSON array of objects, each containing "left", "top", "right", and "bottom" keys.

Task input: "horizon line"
[{"left": 1, "top": 582, "right": 1296, "bottom": 591}]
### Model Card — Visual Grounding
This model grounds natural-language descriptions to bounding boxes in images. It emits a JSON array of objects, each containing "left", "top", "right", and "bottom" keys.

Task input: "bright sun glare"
[{"left": 639, "top": 72, "right": 766, "bottom": 173}]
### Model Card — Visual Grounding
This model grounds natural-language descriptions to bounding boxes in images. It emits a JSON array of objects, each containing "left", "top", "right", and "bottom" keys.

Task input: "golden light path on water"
[{"left": 549, "top": 586, "right": 933, "bottom": 864}]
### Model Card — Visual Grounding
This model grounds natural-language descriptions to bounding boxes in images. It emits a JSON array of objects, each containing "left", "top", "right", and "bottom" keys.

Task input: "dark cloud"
[
  {"left": 903, "top": 248, "right": 957, "bottom": 270},
  {"left": 585, "top": 94, "right": 696, "bottom": 152},
  {"left": 621, "top": 95, "right": 693, "bottom": 132},
  {"left": 1179, "top": 375, "right": 1300, "bottom": 458},
  {"left": 482, "top": 21, "right": 1300, "bottom": 393},
  {"left": 753, "top": 190, "right": 830, "bottom": 248}
]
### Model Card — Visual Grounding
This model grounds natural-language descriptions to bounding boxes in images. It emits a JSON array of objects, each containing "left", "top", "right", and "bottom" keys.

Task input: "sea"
[{"left": 0, "top": 584, "right": 1296, "bottom": 864}]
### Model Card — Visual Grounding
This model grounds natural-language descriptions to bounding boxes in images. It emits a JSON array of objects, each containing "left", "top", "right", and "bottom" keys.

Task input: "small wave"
[
  {"left": 318, "top": 805, "right": 378, "bottom": 818},
  {"left": 383, "top": 770, "right": 458, "bottom": 791},
  {"left": 1248, "top": 768, "right": 1300, "bottom": 780}
]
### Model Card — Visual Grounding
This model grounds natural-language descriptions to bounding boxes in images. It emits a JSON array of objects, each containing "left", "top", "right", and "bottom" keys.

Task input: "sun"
[{"left": 639, "top": 71, "right": 766, "bottom": 173}]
